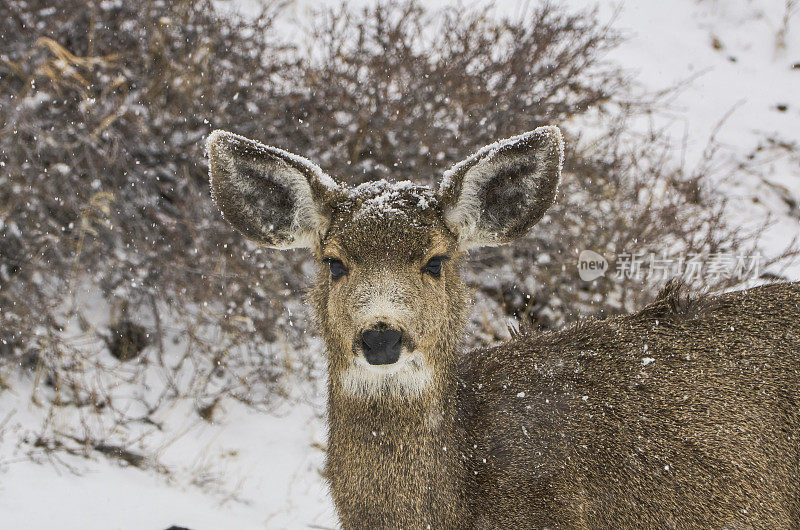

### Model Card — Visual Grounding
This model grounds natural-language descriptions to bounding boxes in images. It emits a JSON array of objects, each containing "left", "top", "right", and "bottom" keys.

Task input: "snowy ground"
[
  {"left": 593, "top": 0, "right": 800, "bottom": 279},
  {"left": 0, "top": 386, "right": 334, "bottom": 528},
  {"left": 2, "top": 1, "right": 798, "bottom": 528}
]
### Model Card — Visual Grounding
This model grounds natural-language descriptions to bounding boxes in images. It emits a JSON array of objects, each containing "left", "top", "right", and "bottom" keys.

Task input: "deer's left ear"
[{"left": 437, "top": 126, "right": 563, "bottom": 250}]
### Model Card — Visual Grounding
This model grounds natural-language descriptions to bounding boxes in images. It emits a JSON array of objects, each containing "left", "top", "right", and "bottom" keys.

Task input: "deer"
[{"left": 206, "top": 126, "right": 800, "bottom": 529}]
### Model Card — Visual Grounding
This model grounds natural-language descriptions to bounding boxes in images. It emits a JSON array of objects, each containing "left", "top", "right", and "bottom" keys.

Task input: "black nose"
[{"left": 361, "top": 327, "right": 402, "bottom": 365}]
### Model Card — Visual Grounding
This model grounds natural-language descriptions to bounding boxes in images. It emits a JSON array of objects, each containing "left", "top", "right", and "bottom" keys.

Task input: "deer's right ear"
[{"left": 206, "top": 130, "right": 340, "bottom": 249}]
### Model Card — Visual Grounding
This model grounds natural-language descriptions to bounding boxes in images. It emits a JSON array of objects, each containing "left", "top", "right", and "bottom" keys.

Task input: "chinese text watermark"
[{"left": 578, "top": 251, "right": 761, "bottom": 282}]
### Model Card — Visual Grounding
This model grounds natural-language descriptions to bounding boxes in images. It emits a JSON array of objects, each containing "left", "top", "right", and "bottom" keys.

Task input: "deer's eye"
[
  {"left": 323, "top": 258, "right": 348, "bottom": 281},
  {"left": 422, "top": 256, "right": 447, "bottom": 278}
]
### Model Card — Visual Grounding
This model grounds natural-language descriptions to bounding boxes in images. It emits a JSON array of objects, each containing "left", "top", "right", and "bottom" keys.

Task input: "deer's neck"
[{"left": 326, "top": 376, "right": 467, "bottom": 528}]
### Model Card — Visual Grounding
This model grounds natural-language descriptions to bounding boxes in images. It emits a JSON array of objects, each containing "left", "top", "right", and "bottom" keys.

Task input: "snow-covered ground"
[
  {"left": 592, "top": 0, "right": 800, "bottom": 278},
  {"left": 0, "top": 363, "right": 336, "bottom": 529},
  {"left": 2, "top": 1, "right": 798, "bottom": 528}
]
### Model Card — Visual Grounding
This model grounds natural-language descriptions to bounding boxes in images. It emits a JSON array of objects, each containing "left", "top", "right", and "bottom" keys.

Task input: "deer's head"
[{"left": 207, "top": 127, "right": 563, "bottom": 401}]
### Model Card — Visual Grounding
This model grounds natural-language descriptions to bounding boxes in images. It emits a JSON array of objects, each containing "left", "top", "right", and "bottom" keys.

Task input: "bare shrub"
[
  {"left": 0, "top": 0, "right": 309, "bottom": 467},
  {"left": 288, "top": 1, "right": 625, "bottom": 183}
]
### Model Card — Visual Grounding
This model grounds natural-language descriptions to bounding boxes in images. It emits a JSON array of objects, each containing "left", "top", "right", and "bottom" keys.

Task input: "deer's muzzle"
[{"left": 361, "top": 326, "right": 402, "bottom": 365}]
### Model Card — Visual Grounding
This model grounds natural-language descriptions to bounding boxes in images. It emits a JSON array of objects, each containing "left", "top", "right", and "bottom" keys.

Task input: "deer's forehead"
[{"left": 323, "top": 181, "right": 453, "bottom": 262}]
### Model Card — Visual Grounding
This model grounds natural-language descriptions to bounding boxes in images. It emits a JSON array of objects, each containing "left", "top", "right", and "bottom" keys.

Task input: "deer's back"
[{"left": 458, "top": 281, "right": 800, "bottom": 528}]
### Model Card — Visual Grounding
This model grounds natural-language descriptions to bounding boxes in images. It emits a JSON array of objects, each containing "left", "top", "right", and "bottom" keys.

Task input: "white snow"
[
  {"left": 350, "top": 179, "right": 437, "bottom": 222},
  {"left": 0, "top": 371, "right": 335, "bottom": 530},
  {"left": 573, "top": 0, "right": 800, "bottom": 280}
]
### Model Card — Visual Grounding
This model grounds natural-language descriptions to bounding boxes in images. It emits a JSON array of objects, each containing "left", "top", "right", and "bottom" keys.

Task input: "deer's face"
[
  {"left": 207, "top": 128, "right": 564, "bottom": 400},
  {"left": 314, "top": 182, "right": 465, "bottom": 398}
]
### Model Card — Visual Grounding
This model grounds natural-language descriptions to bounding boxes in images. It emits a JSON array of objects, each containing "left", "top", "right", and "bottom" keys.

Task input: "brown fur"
[
  {"left": 310, "top": 184, "right": 471, "bottom": 528},
  {"left": 459, "top": 280, "right": 800, "bottom": 528},
  {"left": 206, "top": 128, "right": 800, "bottom": 529}
]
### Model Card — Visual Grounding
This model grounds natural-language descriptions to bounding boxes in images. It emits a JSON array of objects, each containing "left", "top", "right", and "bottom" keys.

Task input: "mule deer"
[{"left": 207, "top": 126, "right": 800, "bottom": 528}]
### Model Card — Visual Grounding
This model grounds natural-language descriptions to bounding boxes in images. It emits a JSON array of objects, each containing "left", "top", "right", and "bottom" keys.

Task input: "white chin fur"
[{"left": 339, "top": 351, "right": 433, "bottom": 399}]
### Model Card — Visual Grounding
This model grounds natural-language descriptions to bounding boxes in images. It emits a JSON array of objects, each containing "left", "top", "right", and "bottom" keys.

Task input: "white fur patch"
[{"left": 339, "top": 351, "right": 434, "bottom": 399}]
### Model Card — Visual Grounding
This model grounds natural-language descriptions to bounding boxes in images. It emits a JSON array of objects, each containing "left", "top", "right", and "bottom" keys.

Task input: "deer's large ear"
[
  {"left": 437, "top": 126, "right": 563, "bottom": 250},
  {"left": 206, "top": 130, "right": 341, "bottom": 249}
]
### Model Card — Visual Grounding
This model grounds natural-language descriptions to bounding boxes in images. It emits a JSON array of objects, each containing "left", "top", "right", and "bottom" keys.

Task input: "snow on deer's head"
[{"left": 207, "top": 127, "right": 563, "bottom": 400}]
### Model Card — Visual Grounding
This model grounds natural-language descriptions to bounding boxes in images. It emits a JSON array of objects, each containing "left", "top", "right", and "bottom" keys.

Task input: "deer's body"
[
  {"left": 207, "top": 126, "right": 800, "bottom": 528},
  {"left": 458, "top": 281, "right": 800, "bottom": 528},
  {"left": 326, "top": 281, "right": 800, "bottom": 528}
]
